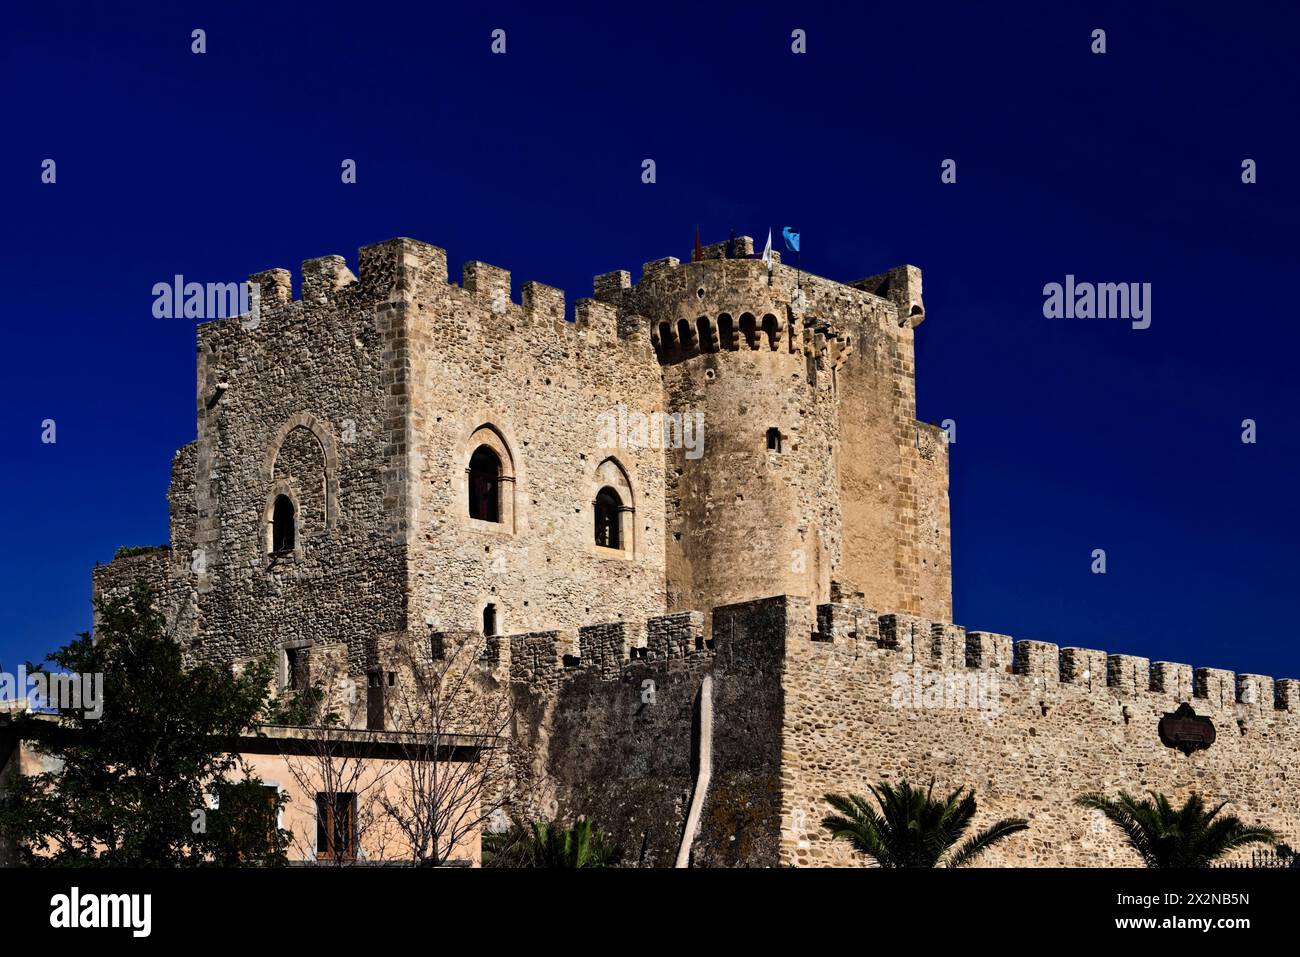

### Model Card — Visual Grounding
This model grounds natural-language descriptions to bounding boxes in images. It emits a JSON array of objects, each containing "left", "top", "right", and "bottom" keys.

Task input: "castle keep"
[{"left": 93, "top": 235, "right": 1300, "bottom": 866}]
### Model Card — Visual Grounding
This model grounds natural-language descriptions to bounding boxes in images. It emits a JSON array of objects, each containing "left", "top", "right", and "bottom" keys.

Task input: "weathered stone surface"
[{"left": 90, "top": 237, "right": 1300, "bottom": 866}]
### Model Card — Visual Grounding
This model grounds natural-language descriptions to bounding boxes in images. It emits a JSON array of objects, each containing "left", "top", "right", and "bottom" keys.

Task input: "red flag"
[{"left": 694, "top": 226, "right": 703, "bottom": 263}]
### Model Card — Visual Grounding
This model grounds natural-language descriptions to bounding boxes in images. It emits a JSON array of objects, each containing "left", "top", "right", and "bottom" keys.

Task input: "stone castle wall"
[
  {"left": 176, "top": 244, "right": 417, "bottom": 677},
  {"left": 506, "top": 600, "right": 790, "bottom": 867},
  {"left": 80, "top": 234, "right": 1289, "bottom": 869},
  {"left": 93, "top": 235, "right": 951, "bottom": 693},
  {"left": 397, "top": 240, "right": 669, "bottom": 657},
  {"left": 787, "top": 601, "right": 1300, "bottom": 866},
  {"left": 506, "top": 595, "right": 1300, "bottom": 867}
]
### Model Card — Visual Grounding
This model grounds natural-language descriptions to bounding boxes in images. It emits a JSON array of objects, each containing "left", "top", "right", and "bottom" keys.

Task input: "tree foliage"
[
  {"left": 483, "top": 817, "right": 620, "bottom": 868},
  {"left": 0, "top": 582, "right": 287, "bottom": 866},
  {"left": 1075, "top": 791, "right": 1276, "bottom": 868},
  {"left": 822, "top": 779, "right": 1028, "bottom": 868}
]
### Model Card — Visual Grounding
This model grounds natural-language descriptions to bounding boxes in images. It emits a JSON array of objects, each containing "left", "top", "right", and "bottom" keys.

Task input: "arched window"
[
  {"left": 271, "top": 495, "right": 296, "bottom": 553},
  {"left": 676, "top": 318, "right": 696, "bottom": 351},
  {"left": 739, "top": 313, "right": 758, "bottom": 349},
  {"left": 482, "top": 603, "right": 498, "bottom": 637},
  {"left": 696, "top": 316, "right": 717, "bottom": 352},
  {"left": 594, "top": 486, "right": 623, "bottom": 549},
  {"left": 718, "top": 313, "right": 736, "bottom": 350},
  {"left": 468, "top": 446, "right": 502, "bottom": 522},
  {"left": 762, "top": 313, "right": 780, "bottom": 351}
]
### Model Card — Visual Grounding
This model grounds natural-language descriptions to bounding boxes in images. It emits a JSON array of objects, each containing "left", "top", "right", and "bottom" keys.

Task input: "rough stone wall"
[
  {"left": 92, "top": 234, "right": 947, "bottom": 716},
  {"left": 172, "top": 245, "right": 419, "bottom": 687},
  {"left": 782, "top": 604, "right": 1300, "bottom": 867},
  {"left": 401, "top": 241, "right": 668, "bottom": 674},
  {"left": 593, "top": 241, "right": 950, "bottom": 630},
  {"left": 602, "top": 245, "right": 859, "bottom": 631},
  {"left": 820, "top": 262, "right": 952, "bottom": 621},
  {"left": 506, "top": 597, "right": 790, "bottom": 867}
]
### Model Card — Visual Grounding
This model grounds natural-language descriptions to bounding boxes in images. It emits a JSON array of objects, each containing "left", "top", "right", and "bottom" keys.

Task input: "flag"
[
  {"left": 694, "top": 226, "right": 703, "bottom": 263},
  {"left": 782, "top": 227, "right": 800, "bottom": 253},
  {"left": 761, "top": 229, "right": 773, "bottom": 273}
]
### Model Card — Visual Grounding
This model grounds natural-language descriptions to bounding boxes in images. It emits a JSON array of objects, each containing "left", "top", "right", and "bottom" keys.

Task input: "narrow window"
[
  {"left": 594, "top": 486, "right": 623, "bottom": 549},
  {"left": 214, "top": 783, "right": 281, "bottom": 861},
  {"left": 483, "top": 603, "right": 497, "bottom": 637},
  {"left": 468, "top": 446, "right": 502, "bottom": 522},
  {"left": 316, "top": 792, "right": 357, "bottom": 860},
  {"left": 676, "top": 318, "right": 696, "bottom": 350},
  {"left": 657, "top": 321, "right": 674, "bottom": 352},
  {"left": 718, "top": 313, "right": 736, "bottom": 350},
  {"left": 739, "top": 313, "right": 758, "bottom": 349},
  {"left": 696, "top": 316, "right": 716, "bottom": 352},
  {"left": 366, "top": 670, "right": 384, "bottom": 731},
  {"left": 285, "top": 647, "right": 309, "bottom": 692},
  {"left": 766, "top": 427, "right": 782, "bottom": 452},
  {"left": 271, "top": 495, "right": 296, "bottom": 552}
]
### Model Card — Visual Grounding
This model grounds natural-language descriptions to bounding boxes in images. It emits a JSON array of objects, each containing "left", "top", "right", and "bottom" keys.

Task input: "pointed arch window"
[
  {"left": 271, "top": 495, "right": 296, "bottom": 553},
  {"left": 594, "top": 487, "right": 623, "bottom": 549},
  {"left": 468, "top": 446, "right": 502, "bottom": 522}
]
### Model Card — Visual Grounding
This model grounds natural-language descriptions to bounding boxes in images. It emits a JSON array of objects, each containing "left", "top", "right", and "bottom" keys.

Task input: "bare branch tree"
[
  {"left": 276, "top": 723, "right": 396, "bottom": 865},
  {"left": 378, "top": 630, "right": 513, "bottom": 866}
]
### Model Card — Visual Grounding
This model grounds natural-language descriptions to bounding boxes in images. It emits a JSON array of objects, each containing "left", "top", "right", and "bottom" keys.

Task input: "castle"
[{"left": 91, "top": 235, "right": 1300, "bottom": 866}]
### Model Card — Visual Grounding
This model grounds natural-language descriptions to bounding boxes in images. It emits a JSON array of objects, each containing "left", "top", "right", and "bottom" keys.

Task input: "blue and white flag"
[
  {"left": 761, "top": 229, "right": 773, "bottom": 273},
  {"left": 782, "top": 227, "right": 800, "bottom": 253}
]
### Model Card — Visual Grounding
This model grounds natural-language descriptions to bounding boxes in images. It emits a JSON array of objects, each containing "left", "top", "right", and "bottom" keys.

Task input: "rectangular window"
[
  {"left": 316, "top": 792, "right": 357, "bottom": 860},
  {"left": 285, "top": 647, "right": 309, "bottom": 692}
]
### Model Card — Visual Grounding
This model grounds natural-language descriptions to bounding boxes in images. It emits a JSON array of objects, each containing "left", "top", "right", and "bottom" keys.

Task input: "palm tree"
[
  {"left": 483, "top": 816, "right": 620, "bottom": 868},
  {"left": 1075, "top": 791, "right": 1277, "bottom": 868},
  {"left": 822, "top": 780, "right": 1028, "bottom": 867}
]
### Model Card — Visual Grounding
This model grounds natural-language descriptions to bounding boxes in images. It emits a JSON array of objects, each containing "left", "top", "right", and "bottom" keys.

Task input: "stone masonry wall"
[
  {"left": 782, "top": 602, "right": 1300, "bottom": 867},
  {"left": 401, "top": 241, "right": 668, "bottom": 669},
  {"left": 507, "top": 597, "right": 791, "bottom": 867}
]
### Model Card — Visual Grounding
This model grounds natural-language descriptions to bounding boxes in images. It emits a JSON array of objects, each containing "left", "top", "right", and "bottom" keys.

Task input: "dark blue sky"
[{"left": 2, "top": 1, "right": 1296, "bottom": 680}]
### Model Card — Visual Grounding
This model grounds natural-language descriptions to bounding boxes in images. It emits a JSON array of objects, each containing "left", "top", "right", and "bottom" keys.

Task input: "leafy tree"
[
  {"left": 1075, "top": 791, "right": 1277, "bottom": 868},
  {"left": 263, "top": 681, "right": 338, "bottom": 728},
  {"left": 483, "top": 817, "right": 620, "bottom": 868},
  {"left": 822, "top": 780, "right": 1028, "bottom": 867},
  {"left": 0, "top": 582, "right": 287, "bottom": 866}
]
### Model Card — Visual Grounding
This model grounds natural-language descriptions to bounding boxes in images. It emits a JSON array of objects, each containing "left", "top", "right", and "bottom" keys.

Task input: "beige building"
[{"left": 0, "top": 717, "right": 486, "bottom": 866}]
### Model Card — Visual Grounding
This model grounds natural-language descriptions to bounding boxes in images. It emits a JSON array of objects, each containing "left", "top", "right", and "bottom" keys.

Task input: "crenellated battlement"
[
  {"left": 506, "top": 611, "right": 713, "bottom": 689},
  {"left": 501, "top": 595, "right": 1300, "bottom": 719},
  {"left": 101, "top": 224, "right": 1300, "bottom": 867},
  {"left": 807, "top": 601, "right": 1300, "bottom": 717},
  {"left": 216, "top": 236, "right": 900, "bottom": 372},
  {"left": 214, "top": 238, "right": 650, "bottom": 349}
]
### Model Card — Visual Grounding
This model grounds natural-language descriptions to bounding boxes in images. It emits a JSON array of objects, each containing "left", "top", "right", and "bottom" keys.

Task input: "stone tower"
[
  {"left": 92, "top": 234, "right": 951, "bottom": 707},
  {"left": 594, "top": 237, "right": 951, "bottom": 629}
]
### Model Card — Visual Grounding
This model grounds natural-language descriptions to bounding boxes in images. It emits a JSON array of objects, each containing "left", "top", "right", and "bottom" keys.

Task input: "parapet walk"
[{"left": 485, "top": 595, "right": 1300, "bottom": 717}]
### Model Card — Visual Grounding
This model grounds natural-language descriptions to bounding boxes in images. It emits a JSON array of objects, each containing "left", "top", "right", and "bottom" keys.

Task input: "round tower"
[{"left": 630, "top": 247, "right": 841, "bottom": 631}]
